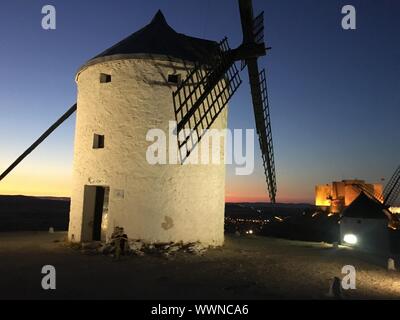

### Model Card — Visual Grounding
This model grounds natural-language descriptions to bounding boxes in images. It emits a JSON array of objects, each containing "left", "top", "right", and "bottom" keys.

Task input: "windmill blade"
[
  {"left": 239, "top": 0, "right": 277, "bottom": 202},
  {"left": 383, "top": 165, "right": 400, "bottom": 207},
  {"left": 173, "top": 38, "right": 242, "bottom": 162},
  {"left": 254, "top": 68, "right": 277, "bottom": 203},
  {"left": 0, "top": 103, "right": 77, "bottom": 182},
  {"left": 239, "top": 0, "right": 256, "bottom": 44},
  {"left": 252, "top": 11, "right": 265, "bottom": 45},
  {"left": 351, "top": 182, "right": 384, "bottom": 203},
  {"left": 240, "top": 11, "right": 265, "bottom": 70}
]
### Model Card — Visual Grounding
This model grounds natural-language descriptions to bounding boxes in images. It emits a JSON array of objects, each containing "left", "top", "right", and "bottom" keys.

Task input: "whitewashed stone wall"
[{"left": 68, "top": 57, "right": 227, "bottom": 246}]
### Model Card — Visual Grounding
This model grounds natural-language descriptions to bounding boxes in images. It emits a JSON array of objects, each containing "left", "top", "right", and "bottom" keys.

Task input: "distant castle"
[{"left": 315, "top": 179, "right": 382, "bottom": 214}]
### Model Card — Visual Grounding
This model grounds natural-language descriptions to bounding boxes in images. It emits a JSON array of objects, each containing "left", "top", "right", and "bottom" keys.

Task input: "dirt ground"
[{"left": 0, "top": 232, "right": 399, "bottom": 300}]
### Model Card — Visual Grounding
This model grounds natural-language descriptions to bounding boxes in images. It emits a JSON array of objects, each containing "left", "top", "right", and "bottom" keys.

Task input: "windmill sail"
[
  {"left": 253, "top": 11, "right": 265, "bottom": 45},
  {"left": 173, "top": 0, "right": 277, "bottom": 202},
  {"left": 173, "top": 38, "right": 242, "bottom": 162},
  {"left": 349, "top": 166, "right": 400, "bottom": 209},
  {"left": 0, "top": 104, "right": 77, "bottom": 182},
  {"left": 258, "top": 69, "right": 277, "bottom": 202},
  {"left": 384, "top": 165, "right": 400, "bottom": 206},
  {"left": 351, "top": 182, "right": 384, "bottom": 204},
  {"left": 239, "top": 0, "right": 277, "bottom": 202}
]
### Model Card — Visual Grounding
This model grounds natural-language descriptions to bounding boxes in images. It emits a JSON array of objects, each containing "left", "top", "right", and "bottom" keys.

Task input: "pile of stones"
[{"left": 75, "top": 240, "right": 208, "bottom": 258}]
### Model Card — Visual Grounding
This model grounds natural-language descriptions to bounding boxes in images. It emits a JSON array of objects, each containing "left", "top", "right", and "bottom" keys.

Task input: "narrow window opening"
[
  {"left": 93, "top": 134, "right": 105, "bottom": 149},
  {"left": 168, "top": 74, "right": 181, "bottom": 85},
  {"left": 100, "top": 73, "right": 111, "bottom": 83}
]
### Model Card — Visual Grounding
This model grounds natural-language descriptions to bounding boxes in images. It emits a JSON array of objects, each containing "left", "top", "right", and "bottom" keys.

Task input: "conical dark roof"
[
  {"left": 342, "top": 192, "right": 389, "bottom": 219},
  {"left": 85, "top": 10, "right": 218, "bottom": 67}
]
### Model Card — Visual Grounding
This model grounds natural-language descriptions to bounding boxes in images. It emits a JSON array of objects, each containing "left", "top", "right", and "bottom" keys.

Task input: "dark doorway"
[
  {"left": 82, "top": 185, "right": 109, "bottom": 242},
  {"left": 92, "top": 187, "right": 105, "bottom": 241}
]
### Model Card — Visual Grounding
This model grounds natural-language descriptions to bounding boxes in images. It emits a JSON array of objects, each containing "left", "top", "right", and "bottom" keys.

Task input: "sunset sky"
[{"left": 0, "top": 0, "right": 399, "bottom": 203}]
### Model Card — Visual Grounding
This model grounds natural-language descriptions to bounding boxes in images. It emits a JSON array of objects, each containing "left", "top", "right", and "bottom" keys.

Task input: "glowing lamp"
[{"left": 343, "top": 234, "right": 358, "bottom": 245}]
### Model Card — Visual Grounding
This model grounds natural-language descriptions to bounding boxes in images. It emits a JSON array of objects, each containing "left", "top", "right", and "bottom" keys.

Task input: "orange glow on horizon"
[
  {"left": 225, "top": 193, "right": 312, "bottom": 204},
  {"left": 0, "top": 183, "right": 313, "bottom": 203},
  {"left": 0, "top": 173, "right": 72, "bottom": 197},
  {"left": 225, "top": 175, "right": 313, "bottom": 204},
  {"left": 1, "top": 171, "right": 312, "bottom": 203}
]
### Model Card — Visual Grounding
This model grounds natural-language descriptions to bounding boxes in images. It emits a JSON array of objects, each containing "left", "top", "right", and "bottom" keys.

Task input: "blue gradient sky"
[{"left": 0, "top": 0, "right": 399, "bottom": 202}]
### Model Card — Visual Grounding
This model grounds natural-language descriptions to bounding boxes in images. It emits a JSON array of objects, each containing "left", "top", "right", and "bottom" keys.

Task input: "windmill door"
[{"left": 82, "top": 185, "right": 109, "bottom": 241}]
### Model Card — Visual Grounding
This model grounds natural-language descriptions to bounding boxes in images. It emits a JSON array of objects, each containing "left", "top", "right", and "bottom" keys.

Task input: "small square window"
[
  {"left": 100, "top": 73, "right": 111, "bottom": 83},
  {"left": 93, "top": 134, "right": 104, "bottom": 149},
  {"left": 168, "top": 74, "right": 181, "bottom": 85}
]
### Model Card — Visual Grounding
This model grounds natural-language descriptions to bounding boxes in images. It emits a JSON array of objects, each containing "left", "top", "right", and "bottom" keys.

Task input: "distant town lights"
[{"left": 343, "top": 234, "right": 358, "bottom": 245}]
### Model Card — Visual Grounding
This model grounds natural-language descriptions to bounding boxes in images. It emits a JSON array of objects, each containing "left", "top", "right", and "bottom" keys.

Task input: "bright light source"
[
  {"left": 248, "top": 230, "right": 253, "bottom": 235},
  {"left": 389, "top": 207, "right": 400, "bottom": 214},
  {"left": 343, "top": 234, "right": 358, "bottom": 245}
]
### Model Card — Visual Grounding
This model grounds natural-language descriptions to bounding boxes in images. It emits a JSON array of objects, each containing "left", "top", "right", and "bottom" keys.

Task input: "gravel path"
[{"left": 0, "top": 232, "right": 399, "bottom": 299}]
